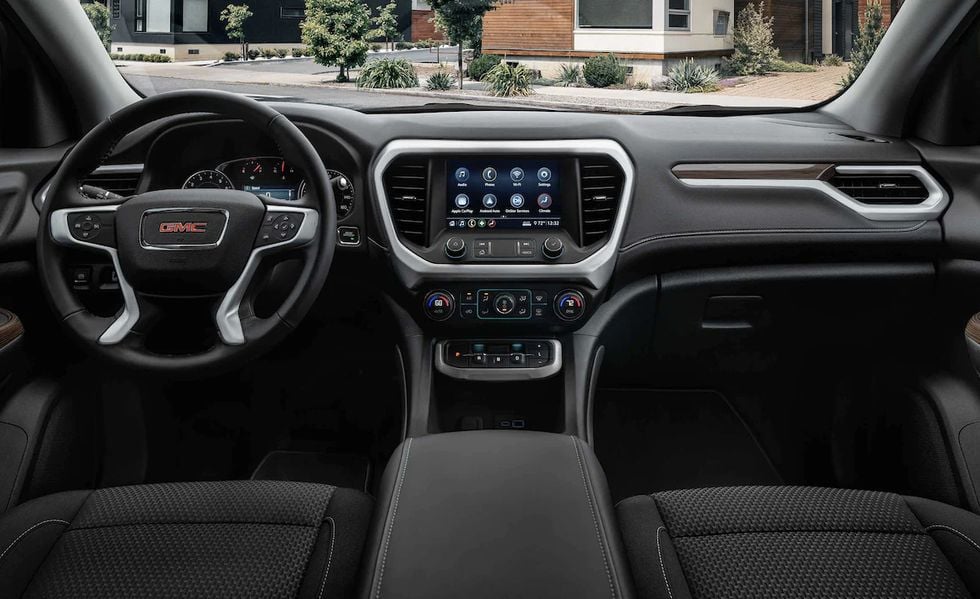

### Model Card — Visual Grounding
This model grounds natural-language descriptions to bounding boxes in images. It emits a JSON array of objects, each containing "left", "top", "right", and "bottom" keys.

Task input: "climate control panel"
[{"left": 421, "top": 286, "right": 590, "bottom": 327}]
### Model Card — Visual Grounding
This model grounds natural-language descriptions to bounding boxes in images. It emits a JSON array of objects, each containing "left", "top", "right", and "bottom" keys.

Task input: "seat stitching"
[
  {"left": 0, "top": 519, "right": 70, "bottom": 566},
  {"left": 571, "top": 435, "right": 616, "bottom": 599},
  {"left": 926, "top": 525, "right": 980, "bottom": 555},
  {"left": 669, "top": 529, "right": 927, "bottom": 540},
  {"left": 316, "top": 517, "right": 337, "bottom": 599},
  {"left": 656, "top": 526, "right": 673, "bottom": 599},
  {"left": 375, "top": 437, "right": 412, "bottom": 599},
  {"left": 65, "top": 520, "right": 319, "bottom": 532}
]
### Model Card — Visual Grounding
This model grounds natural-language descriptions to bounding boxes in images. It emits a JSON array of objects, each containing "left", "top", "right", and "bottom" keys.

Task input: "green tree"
[
  {"left": 841, "top": 0, "right": 887, "bottom": 87},
  {"left": 727, "top": 2, "right": 779, "bottom": 76},
  {"left": 302, "top": 0, "right": 372, "bottom": 82},
  {"left": 80, "top": 1, "right": 113, "bottom": 50},
  {"left": 220, "top": 4, "right": 253, "bottom": 60},
  {"left": 373, "top": 1, "right": 400, "bottom": 51},
  {"left": 428, "top": 0, "right": 497, "bottom": 89}
]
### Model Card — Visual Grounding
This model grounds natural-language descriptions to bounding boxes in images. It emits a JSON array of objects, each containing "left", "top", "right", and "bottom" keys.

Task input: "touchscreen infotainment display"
[{"left": 447, "top": 159, "right": 560, "bottom": 230}]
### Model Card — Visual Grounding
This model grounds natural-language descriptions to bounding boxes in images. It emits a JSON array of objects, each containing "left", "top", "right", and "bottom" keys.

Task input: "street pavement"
[{"left": 212, "top": 47, "right": 461, "bottom": 75}]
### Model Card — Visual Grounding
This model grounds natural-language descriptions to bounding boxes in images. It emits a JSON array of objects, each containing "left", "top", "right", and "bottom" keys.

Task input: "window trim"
[
  {"left": 280, "top": 6, "right": 306, "bottom": 19},
  {"left": 576, "top": 0, "right": 655, "bottom": 30},
  {"left": 667, "top": 0, "right": 691, "bottom": 31}
]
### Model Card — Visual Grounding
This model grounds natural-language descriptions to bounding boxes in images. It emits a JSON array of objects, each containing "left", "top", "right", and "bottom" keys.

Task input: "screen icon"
[
  {"left": 537, "top": 167, "right": 552, "bottom": 182},
  {"left": 482, "top": 167, "right": 497, "bottom": 182},
  {"left": 510, "top": 167, "right": 525, "bottom": 182},
  {"left": 482, "top": 194, "right": 497, "bottom": 208},
  {"left": 455, "top": 194, "right": 470, "bottom": 208},
  {"left": 537, "top": 193, "right": 553, "bottom": 209},
  {"left": 455, "top": 167, "right": 470, "bottom": 182},
  {"left": 510, "top": 194, "right": 525, "bottom": 208}
]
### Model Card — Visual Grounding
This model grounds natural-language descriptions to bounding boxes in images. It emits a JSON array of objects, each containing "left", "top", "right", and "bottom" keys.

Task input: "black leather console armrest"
[{"left": 361, "top": 431, "right": 634, "bottom": 599}]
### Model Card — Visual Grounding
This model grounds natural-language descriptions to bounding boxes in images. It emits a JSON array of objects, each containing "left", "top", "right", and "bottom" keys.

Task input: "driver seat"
[{"left": 0, "top": 480, "right": 372, "bottom": 598}]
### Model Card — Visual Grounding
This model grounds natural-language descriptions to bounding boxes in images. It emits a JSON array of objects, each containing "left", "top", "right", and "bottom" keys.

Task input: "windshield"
[{"left": 82, "top": 0, "right": 893, "bottom": 113}]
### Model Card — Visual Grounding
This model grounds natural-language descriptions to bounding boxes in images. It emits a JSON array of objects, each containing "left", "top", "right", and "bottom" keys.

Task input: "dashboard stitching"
[{"left": 620, "top": 222, "right": 929, "bottom": 252}]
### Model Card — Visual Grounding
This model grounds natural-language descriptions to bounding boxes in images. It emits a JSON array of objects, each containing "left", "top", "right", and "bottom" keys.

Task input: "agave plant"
[
  {"left": 483, "top": 63, "right": 535, "bottom": 97},
  {"left": 356, "top": 58, "right": 419, "bottom": 89},
  {"left": 665, "top": 59, "right": 721, "bottom": 93},
  {"left": 556, "top": 63, "right": 582, "bottom": 87}
]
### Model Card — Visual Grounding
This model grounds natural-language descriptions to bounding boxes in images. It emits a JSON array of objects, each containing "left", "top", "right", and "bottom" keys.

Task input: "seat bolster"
[
  {"left": 905, "top": 495, "right": 980, "bottom": 597},
  {"left": 297, "top": 487, "right": 374, "bottom": 599},
  {"left": 616, "top": 495, "right": 692, "bottom": 599},
  {"left": 0, "top": 489, "right": 91, "bottom": 597}
]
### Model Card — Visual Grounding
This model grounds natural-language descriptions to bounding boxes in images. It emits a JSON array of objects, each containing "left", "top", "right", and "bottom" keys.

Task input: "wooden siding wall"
[
  {"left": 483, "top": 0, "right": 575, "bottom": 53},
  {"left": 411, "top": 9, "right": 442, "bottom": 41}
]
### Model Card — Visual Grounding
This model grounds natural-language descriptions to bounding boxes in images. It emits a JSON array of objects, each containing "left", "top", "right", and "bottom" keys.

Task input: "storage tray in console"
[{"left": 361, "top": 431, "right": 631, "bottom": 599}]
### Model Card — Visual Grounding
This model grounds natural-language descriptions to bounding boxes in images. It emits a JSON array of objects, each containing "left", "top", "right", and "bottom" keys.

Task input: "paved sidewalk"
[{"left": 715, "top": 66, "right": 848, "bottom": 102}]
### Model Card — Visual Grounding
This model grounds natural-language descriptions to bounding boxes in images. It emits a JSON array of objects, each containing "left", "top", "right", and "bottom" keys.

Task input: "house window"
[
  {"left": 112, "top": 0, "right": 121, "bottom": 18},
  {"left": 182, "top": 0, "right": 207, "bottom": 32},
  {"left": 578, "top": 0, "right": 653, "bottom": 29},
  {"left": 136, "top": 0, "right": 172, "bottom": 33},
  {"left": 667, "top": 0, "right": 691, "bottom": 30},
  {"left": 280, "top": 6, "right": 306, "bottom": 18},
  {"left": 413, "top": 0, "right": 431, "bottom": 9},
  {"left": 713, "top": 10, "right": 730, "bottom": 35}
]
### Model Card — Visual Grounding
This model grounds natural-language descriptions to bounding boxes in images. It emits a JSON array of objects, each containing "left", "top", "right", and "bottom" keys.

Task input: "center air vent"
[
  {"left": 81, "top": 167, "right": 142, "bottom": 198},
  {"left": 383, "top": 158, "right": 429, "bottom": 246},
  {"left": 578, "top": 157, "right": 624, "bottom": 246},
  {"left": 828, "top": 172, "right": 930, "bottom": 205}
]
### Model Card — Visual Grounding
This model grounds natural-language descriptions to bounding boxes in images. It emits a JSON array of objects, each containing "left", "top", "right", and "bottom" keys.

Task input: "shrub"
[
  {"left": 426, "top": 69, "right": 456, "bottom": 90},
  {"left": 633, "top": 80, "right": 650, "bottom": 90},
  {"left": 556, "top": 63, "right": 582, "bottom": 87},
  {"left": 467, "top": 53, "right": 501, "bottom": 81},
  {"left": 395, "top": 41, "right": 414, "bottom": 50},
  {"left": 275, "top": 48, "right": 289, "bottom": 58},
  {"left": 415, "top": 38, "right": 437, "bottom": 49},
  {"left": 665, "top": 59, "right": 721, "bottom": 93},
  {"left": 483, "top": 62, "right": 534, "bottom": 97},
  {"left": 583, "top": 53, "right": 626, "bottom": 88},
  {"left": 224, "top": 51, "right": 242, "bottom": 61},
  {"left": 371, "top": 43, "right": 383, "bottom": 52},
  {"left": 110, "top": 53, "right": 171, "bottom": 63},
  {"left": 822, "top": 54, "right": 843, "bottom": 67},
  {"left": 260, "top": 47, "right": 276, "bottom": 59},
  {"left": 771, "top": 59, "right": 817, "bottom": 72},
  {"left": 357, "top": 58, "right": 419, "bottom": 88},
  {"left": 842, "top": 0, "right": 886, "bottom": 87},
  {"left": 247, "top": 49, "right": 260, "bottom": 60},
  {"left": 291, "top": 48, "right": 304, "bottom": 58},
  {"left": 727, "top": 2, "right": 779, "bottom": 75}
]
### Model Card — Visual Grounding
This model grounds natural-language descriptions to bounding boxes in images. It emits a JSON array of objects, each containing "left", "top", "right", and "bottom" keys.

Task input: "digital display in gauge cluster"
[
  {"left": 447, "top": 158, "right": 560, "bottom": 230},
  {"left": 224, "top": 157, "right": 304, "bottom": 201}
]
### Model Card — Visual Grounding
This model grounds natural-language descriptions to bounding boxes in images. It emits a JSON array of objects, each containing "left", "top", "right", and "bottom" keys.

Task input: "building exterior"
[
  {"left": 106, "top": 0, "right": 438, "bottom": 61},
  {"left": 482, "top": 0, "right": 736, "bottom": 79}
]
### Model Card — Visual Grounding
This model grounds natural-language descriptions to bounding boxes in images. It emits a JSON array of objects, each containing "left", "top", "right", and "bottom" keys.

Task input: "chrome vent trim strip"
[{"left": 678, "top": 165, "right": 948, "bottom": 222}]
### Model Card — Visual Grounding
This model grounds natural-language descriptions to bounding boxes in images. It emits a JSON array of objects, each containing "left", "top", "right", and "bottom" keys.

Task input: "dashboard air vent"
[
  {"left": 81, "top": 168, "right": 142, "bottom": 198},
  {"left": 384, "top": 158, "right": 429, "bottom": 246},
  {"left": 828, "top": 173, "right": 930, "bottom": 205},
  {"left": 578, "top": 157, "right": 624, "bottom": 246}
]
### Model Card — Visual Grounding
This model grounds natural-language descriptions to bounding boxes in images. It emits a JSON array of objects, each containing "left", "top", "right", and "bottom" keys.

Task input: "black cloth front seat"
[
  {"left": 0, "top": 480, "right": 372, "bottom": 598},
  {"left": 618, "top": 486, "right": 980, "bottom": 599}
]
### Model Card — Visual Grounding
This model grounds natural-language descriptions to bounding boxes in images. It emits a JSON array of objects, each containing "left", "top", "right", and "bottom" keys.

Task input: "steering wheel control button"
[
  {"left": 543, "top": 237, "right": 564, "bottom": 260},
  {"left": 69, "top": 212, "right": 115, "bottom": 246},
  {"left": 424, "top": 290, "right": 455, "bottom": 321},
  {"left": 257, "top": 212, "right": 305, "bottom": 247},
  {"left": 494, "top": 293, "right": 516, "bottom": 316},
  {"left": 555, "top": 290, "right": 586, "bottom": 321},
  {"left": 337, "top": 226, "right": 360, "bottom": 246},
  {"left": 71, "top": 267, "right": 93, "bottom": 290},
  {"left": 445, "top": 237, "right": 466, "bottom": 259}
]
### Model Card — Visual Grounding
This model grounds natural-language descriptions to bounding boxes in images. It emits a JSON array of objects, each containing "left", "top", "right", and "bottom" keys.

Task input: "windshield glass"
[{"left": 82, "top": 0, "right": 894, "bottom": 113}]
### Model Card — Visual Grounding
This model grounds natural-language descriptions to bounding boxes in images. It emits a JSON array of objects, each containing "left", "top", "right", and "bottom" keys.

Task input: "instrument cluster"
[{"left": 182, "top": 156, "right": 354, "bottom": 218}]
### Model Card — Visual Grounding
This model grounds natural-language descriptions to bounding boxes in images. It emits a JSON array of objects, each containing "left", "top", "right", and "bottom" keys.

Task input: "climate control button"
[
  {"left": 423, "top": 290, "right": 455, "bottom": 321},
  {"left": 494, "top": 293, "right": 517, "bottom": 316},
  {"left": 555, "top": 290, "right": 586, "bottom": 321}
]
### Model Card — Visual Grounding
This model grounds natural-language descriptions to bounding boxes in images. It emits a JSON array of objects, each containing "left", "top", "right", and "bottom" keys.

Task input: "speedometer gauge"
[{"left": 183, "top": 170, "right": 234, "bottom": 190}]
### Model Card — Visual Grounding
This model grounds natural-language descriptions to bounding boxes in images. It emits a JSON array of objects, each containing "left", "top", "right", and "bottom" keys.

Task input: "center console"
[{"left": 372, "top": 140, "right": 633, "bottom": 436}]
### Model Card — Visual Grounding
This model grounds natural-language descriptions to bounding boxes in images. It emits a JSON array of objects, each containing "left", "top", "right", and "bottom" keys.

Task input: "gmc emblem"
[{"left": 159, "top": 222, "right": 208, "bottom": 234}]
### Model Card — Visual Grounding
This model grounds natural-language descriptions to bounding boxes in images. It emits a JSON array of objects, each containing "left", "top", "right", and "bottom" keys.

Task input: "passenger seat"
[{"left": 618, "top": 486, "right": 980, "bottom": 599}]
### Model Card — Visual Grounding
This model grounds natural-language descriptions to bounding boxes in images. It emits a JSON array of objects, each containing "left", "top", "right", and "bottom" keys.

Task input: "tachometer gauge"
[
  {"left": 183, "top": 170, "right": 234, "bottom": 190},
  {"left": 297, "top": 170, "right": 355, "bottom": 218}
]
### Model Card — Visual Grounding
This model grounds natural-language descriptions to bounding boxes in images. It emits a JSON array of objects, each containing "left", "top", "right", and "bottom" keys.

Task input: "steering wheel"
[{"left": 37, "top": 90, "right": 336, "bottom": 375}]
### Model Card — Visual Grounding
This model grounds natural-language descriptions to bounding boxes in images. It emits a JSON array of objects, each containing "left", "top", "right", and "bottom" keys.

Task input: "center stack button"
[{"left": 494, "top": 292, "right": 516, "bottom": 316}]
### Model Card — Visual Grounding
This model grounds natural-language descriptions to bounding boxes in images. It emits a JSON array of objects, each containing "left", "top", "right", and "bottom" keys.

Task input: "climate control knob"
[
  {"left": 543, "top": 237, "right": 564, "bottom": 260},
  {"left": 423, "top": 290, "right": 455, "bottom": 321},
  {"left": 554, "top": 290, "right": 586, "bottom": 321},
  {"left": 445, "top": 237, "right": 466, "bottom": 260}
]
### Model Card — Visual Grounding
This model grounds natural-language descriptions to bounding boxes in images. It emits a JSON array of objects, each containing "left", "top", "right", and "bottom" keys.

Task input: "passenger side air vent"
[
  {"left": 383, "top": 158, "right": 429, "bottom": 246},
  {"left": 81, "top": 168, "right": 142, "bottom": 198},
  {"left": 578, "top": 157, "right": 624, "bottom": 246},
  {"left": 828, "top": 172, "right": 930, "bottom": 205}
]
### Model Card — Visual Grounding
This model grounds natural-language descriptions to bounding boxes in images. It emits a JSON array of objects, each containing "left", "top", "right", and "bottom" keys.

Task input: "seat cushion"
[
  {"left": 618, "top": 486, "right": 980, "bottom": 599},
  {"left": 0, "top": 480, "right": 372, "bottom": 598}
]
